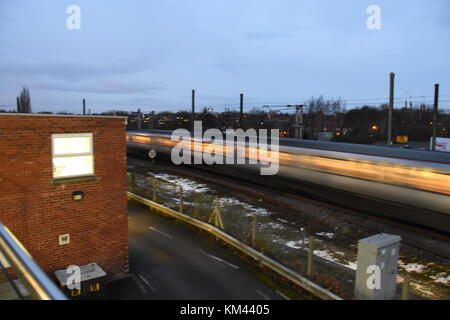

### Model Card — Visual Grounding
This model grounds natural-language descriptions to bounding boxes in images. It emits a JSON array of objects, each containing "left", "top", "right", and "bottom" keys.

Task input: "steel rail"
[{"left": 0, "top": 222, "right": 67, "bottom": 300}]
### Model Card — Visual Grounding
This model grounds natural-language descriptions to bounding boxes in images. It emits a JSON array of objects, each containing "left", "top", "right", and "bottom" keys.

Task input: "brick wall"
[{"left": 0, "top": 115, "right": 128, "bottom": 276}]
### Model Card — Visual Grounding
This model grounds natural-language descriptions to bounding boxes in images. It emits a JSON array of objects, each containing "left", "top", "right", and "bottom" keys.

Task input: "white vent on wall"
[{"left": 59, "top": 234, "right": 70, "bottom": 245}]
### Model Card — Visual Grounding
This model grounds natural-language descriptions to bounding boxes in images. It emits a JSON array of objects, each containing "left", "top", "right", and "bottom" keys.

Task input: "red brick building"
[{"left": 0, "top": 114, "right": 128, "bottom": 276}]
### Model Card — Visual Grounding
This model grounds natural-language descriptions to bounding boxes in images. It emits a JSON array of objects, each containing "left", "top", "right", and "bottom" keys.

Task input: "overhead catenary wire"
[{"left": 3, "top": 92, "right": 450, "bottom": 114}]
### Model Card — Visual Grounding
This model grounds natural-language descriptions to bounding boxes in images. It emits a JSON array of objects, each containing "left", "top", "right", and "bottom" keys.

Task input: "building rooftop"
[{"left": 0, "top": 113, "right": 127, "bottom": 119}]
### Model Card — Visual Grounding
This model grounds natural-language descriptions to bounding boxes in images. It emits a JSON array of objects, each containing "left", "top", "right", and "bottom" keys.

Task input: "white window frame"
[{"left": 51, "top": 133, "right": 94, "bottom": 179}]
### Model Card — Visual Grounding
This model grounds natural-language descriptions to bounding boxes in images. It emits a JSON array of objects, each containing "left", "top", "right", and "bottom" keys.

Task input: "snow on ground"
[
  {"left": 265, "top": 222, "right": 285, "bottom": 230},
  {"left": 285, "top": 240, "right": 306, "bottom": 249},
  {"left": 398, "top": 261, "right": 450, "bottom": 285},
  {"left": 148, "top": 173, "right": 210, "bottom": 193},
  {"left": 399, "top": 261, "right": 427, "bottom": 273},
  {"left": 282, "top": 240, "right": 357, "bottom": 270},
  {"left": 313, "top": 249, "right": 357, "bottom": 271},
  {"left": 168, "top": 197, "right": 196, "bottom": 207},
  {"left": 219, "top": 197, "right": 272, "bottom": 217},
  {"left": 315, "top": 232, "right": 336, "bottom": 239},
  {"left": 430, "top": 274, "right": 450, "bottom": 284},
  {"left": 148, "top": 172, "right": 273, "bottom": 216}
]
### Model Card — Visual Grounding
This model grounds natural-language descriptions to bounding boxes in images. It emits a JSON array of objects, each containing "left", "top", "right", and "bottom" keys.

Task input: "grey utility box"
[
  {"left": 355, "top": 233, "right": 401, "bottom": 300},
  {"left": 54, "top": 263, "right": 106, "bottom": 299}
]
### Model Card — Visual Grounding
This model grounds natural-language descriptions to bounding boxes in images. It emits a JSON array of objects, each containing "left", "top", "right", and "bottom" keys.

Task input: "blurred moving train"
[{"left": 127, "top": 129, "right": 450, "bottom": 233}]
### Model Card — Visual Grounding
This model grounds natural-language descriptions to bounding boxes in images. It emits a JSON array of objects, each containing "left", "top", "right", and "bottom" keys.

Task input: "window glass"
[
  {"left": 53, "top": 136, "right": 91, "bottom": 155},
  {"left": 52, "top": 134, "right": 94, "bottom": 179},
  {"left": 53, "top": 156, "right": 94, "bottom": 178}
]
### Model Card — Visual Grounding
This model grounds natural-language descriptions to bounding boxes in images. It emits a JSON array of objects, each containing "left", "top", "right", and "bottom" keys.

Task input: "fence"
[
  {"left": 127, "top": 171, "right": 360, "bottom": 299},
  {"left": 127, "top": 170, "right": 444, "bottom": 300}
]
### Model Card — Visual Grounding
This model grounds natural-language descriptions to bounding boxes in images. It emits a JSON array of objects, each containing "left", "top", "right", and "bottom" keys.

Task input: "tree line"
[
  {"left": 117, "top": 96, "right": 450, "bottom": 144},
  {"left": 2, "top": 94, "right": 449, "bottom": 145}
]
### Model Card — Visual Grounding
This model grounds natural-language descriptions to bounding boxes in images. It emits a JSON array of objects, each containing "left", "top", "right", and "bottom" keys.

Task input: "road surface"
[{"left": 109, "top": 201, "right": 287, "bottom": 300}]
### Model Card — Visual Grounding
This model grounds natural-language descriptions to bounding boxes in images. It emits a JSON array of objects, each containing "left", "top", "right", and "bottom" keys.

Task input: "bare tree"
[
  {"left": 17, "top": 87, "right": 32, "bottom": 113},
  {"left": 306, "top": 96, "right": 345, "bottom": 138}
]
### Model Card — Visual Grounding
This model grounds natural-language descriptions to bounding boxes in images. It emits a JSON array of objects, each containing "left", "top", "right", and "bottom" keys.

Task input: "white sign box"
[{"left": 431, "top": 137, "right": 450, "bottom": 152}]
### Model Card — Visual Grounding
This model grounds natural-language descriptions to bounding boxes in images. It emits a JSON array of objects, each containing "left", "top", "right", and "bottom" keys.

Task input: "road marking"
[
  {"left": 148, "top": 226, "right": 173, "bottom": 239},
  {"left": 212, "top": 259, "right": 227, "bottom": 269},
  {"left": 199, "top": 250, "right": 239, "bottom": 269},
  {"left": 209, "top": 255, "right": 239, "bottom": 269},
  {"left": 255, "top": 289, "right": 270, "bottom": 300},
  {"left": 276, "top": 290, "right": 290, "bottom": 300},
  {"left": 138, "top": 274, "right": 157, "bottom": 292},
  {"left": 132, "top": 274, "right": 148, "bottom": 294}
]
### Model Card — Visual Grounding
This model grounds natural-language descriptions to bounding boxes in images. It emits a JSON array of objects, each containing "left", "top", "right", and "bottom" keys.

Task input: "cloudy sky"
[{"left": 0, "top": 0, "right": 449, "bottom": 113}]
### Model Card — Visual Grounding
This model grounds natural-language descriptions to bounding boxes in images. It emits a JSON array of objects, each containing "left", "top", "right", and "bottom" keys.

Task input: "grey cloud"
[
  {"left": 31, "top": 80, "right": 164, "bottom": 95},
  {"left": 1, "top": 1, "right": 449, "bottom": 113},
  {"left": 0, "top": 58, "right": 155, "bottom": 82}
]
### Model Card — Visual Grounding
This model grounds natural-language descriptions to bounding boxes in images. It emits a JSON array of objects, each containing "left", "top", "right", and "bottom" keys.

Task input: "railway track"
[{"left": 127, "top": 129, "right": 450, "bottom": 233}]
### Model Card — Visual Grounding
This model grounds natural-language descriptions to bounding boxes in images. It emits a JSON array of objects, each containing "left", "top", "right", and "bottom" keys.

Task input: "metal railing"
[{"left": 0, "top": 222, "right": 67, "bottom": 300}]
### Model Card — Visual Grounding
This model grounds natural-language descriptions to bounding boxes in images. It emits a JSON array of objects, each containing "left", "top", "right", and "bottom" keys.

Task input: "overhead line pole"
[
  {"left": 240, "top": 93, "right": 244, "bottom": 129},
  {"left": 137, "top": 108, "right": 142, "bottom": 130},
  {"left": 432, "top": 84, "right": 440, "bottom": 151},
  {"left": 387, "top": 73, "right": 395, "bottom": 146},
  {"left": 192, "top": 89, "right": 195, "bottom": 132},
  {"left": 288, "top": 104, "right": 305, "bottom": 139},
  {"left": 295, "top": 105, "right": 304, "bottom": 139}
]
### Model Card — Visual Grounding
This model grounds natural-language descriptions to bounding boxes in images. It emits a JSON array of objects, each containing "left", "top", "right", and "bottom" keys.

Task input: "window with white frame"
[{"left": 52, "top": 133, "right": 94, "bottom": 179}]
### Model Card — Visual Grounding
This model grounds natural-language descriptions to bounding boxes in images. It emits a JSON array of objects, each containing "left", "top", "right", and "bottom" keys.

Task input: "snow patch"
[
  {"left": 316, "top": 232, "right": 336, "bottom": 239},
  {"left": 285, "top": 240, "right": 305, "bottom": 249},
  {"left": 430, "top": 273, "right": 450, "bottom": 284},
  {"left": 148, "top": 173, "right": 210, "bottom": 193},
  {"left": 266, "top": 222, "right": 285, "bottom": 230},
  {"left": 314, "top": 249, "right": 357, "bottom": 271},
  {"left": 219, "top": 197, "right": 272, "bottom": 217},
  {"left": 399, "top": 262, "right": 427, "bottom": 273}
]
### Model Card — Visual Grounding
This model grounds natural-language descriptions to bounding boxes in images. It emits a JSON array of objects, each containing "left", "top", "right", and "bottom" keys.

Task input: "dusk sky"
[{"left": 0, "top": 0, "right": 449, "bottom": 114}]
